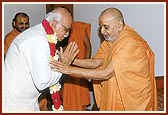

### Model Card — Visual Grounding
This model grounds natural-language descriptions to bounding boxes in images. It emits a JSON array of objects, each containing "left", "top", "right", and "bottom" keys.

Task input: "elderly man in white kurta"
[{"left": 3, "top": 8, "right": 76, "bottom": 111}]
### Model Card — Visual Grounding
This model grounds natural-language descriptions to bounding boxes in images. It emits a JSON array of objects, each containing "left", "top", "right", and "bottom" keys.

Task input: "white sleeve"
[{"left": 23, "top": 34, "right": 62, "bottom": 91}]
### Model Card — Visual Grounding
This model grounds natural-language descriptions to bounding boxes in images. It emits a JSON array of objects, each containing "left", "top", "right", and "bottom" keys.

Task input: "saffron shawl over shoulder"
[
  {"left": 93, "top": 25, "right": 157, "bottom": 111},
  {"left": 4, "top": 29, "right": 20, "bottom": 56}
]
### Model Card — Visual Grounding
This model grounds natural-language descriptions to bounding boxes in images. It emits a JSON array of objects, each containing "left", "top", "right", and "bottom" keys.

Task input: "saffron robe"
[
  {"left": 4, "top": 29, "right": 20, "bottom": 56},
  {"left": 93, "top": 25, "right": 158, "bottom": 111},
  {"left": 63, "top": 22, "right": 91, "bottom": 110}
]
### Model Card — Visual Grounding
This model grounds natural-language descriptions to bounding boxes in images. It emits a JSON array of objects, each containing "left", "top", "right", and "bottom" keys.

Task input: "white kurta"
[{"left": 3, "top": 24, "right": 62, "bottom": 112}]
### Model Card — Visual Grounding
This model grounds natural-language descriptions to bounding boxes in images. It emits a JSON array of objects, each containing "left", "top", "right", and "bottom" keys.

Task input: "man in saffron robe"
[
  {"left": 62, "top": 21, "right": 91, "bottom": 110},
  {"left": 4, "top": 12, "right": 29, "bottom": 57},
  {"left": 50, "top": 7, "right": 158, "bottom": 111}
]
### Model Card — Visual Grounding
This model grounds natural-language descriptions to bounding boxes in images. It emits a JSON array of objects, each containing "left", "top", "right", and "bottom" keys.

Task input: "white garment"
[{"left": 3, "top": 24, "right": 62, "bottom": 112}]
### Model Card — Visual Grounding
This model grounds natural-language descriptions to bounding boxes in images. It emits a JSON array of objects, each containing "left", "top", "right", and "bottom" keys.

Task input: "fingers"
[
  {"left": 59, "top": 42, "right": 79, "bottom": 65},
  {"left": 60, "top": 47, "right": 63, "bottom": 57},
  {"left": 65, "top": 42, "right": 78, "bottom": 54},
  {"left": 49, "top": 60, "right": 57, "bottom": 68},
  {"left": 50, "top": 60, "right": 70, "bottom": 74},
  {"left": 65, "top": 42, "right": 73, "bottom": 52},
  {"left": 69, "top": 42, "right": 78, "bottom": 54},
  {"left": 50, "top": 60, "right": 60, "bottom": 65},
  {"left": 50, "top": 61, "right": 61, "bottom": 71},
  {"left": 74, "top": 49, "right": 79, "bottom": 57}
]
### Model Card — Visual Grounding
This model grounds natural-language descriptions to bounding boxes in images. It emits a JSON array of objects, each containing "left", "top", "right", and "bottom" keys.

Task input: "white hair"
[{"left": 45, "top": 11, "right": 61, "bottom": 23}]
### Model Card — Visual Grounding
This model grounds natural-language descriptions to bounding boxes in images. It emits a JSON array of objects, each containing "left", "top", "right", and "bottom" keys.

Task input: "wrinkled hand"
[
  {"left": 50, "top": 60, "right": 71, "bottom": 74},
  {"left": 59, "top": 42, "right": 79, "bottom": 65}
]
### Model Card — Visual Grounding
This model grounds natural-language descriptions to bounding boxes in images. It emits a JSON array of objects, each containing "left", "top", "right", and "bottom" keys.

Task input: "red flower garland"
[
  {"left": 42, "top": 19, "right": 56, "bottom": 57},
  {"left": 42, "top": 19, "right": 62, "bottom": 110},
  {"left": 51, "top": 92, "right": 61, "bottom": 109}
]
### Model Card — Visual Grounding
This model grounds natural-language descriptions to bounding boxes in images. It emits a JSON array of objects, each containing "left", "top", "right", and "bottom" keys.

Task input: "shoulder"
[
  {"left": 14, "top": 24, "right": 47, "bottom": 47},
  {"left": 5, "top": 29, "right": 15, "bottom": 37},
  {"left": 5, "top": 29, "right": 18, "bottom": 41}
]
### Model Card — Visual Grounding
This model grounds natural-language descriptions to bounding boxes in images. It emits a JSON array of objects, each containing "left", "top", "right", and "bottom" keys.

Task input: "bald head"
[
  {"left": 99, "top": 7, "right": 125, "bottom": 25},
  {"left": 99, "top": 8, "right": 125, "bottom": 42},
  {"left": 44, "top": 7, "right": 73, "bottom": 41},
  {"left": 51, "top": 7, "right": 72, "bottom": 21},
  {"left": 13, "top": 12, "right": 29, "bottom": 32},
  {"left": 45, "top": 7, "right": 73, "bottom": 28}
]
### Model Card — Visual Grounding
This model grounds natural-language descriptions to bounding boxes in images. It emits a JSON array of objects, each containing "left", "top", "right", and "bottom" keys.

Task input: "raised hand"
[{"left": 59, "top": 42, "right": 79, "bottom": 65}]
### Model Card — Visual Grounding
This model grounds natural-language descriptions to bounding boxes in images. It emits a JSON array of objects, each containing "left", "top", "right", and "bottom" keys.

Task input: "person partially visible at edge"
[
  {"left": 62, "top": 21, "right": 91, "bottom": 111},
  {"left": 4, "top": 12, "right": 29, "bottom": 57},
  {"left": 3, "top": 7, "right": 79, "bottom": 111},
  {"left": 50, "top": 7, "right": 158, "bottom": 111}
]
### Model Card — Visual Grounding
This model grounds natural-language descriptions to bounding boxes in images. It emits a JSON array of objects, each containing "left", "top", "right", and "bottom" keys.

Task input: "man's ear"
[
  {"left": 52, "top": 20, "right": 58, "bottom": 27},
  {"left": 13, "top": 21, "right": 16, "bottom": 27},
  {"left": 117, "top": 21, "right": 123, "bottom": 32}
]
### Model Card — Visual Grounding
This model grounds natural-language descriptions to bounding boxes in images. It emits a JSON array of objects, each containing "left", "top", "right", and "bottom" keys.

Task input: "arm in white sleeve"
[{"left": 24, "top": 33, "right": 62, "bottom": 91}]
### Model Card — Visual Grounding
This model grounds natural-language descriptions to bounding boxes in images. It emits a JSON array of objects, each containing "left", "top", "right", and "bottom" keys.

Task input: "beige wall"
[
  {"left": 3, "top": 3, "right": 46, "bottom": 38},
  {"left": 73, "top": 3, "right": 165, "bottom": 76},
  {"left": 2, "top": 3, "right": 165, "bottom": 76}
]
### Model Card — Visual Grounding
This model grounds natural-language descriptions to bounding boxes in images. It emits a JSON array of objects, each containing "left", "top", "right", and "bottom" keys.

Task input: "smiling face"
[
  {"left": 50, "top": 8, "right": 72, "bottom": 42},
  {"left": 99, "top": 8, "right": 124, "bottom": 42},
  {"left": 51, "top": 19, "right": 72, "bottom": 42},
  {"left": 99, "top": 15, "right": 118, "bottom": 41},
  {"left": 14, "top": 14, "right": 29, "bottom": 32}
]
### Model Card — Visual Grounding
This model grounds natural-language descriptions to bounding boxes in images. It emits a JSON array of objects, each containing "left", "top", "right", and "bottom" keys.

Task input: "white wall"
[
  {"left": 73, "top": 3, "right": 165, "bottom": 76},
  {"left": 2, "top": 3, "right": 165, "bottom": 76},
  {"left": 3, "top": 3, "right": 46, "bottom": 37}
]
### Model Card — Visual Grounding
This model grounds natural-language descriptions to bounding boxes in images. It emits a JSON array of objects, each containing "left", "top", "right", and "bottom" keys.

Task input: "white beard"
[{"left": 103, "top": 32, "right": 115, "bottom": 42}]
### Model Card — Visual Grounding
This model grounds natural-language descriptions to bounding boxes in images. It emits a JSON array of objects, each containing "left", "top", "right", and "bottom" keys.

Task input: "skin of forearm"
[
  {"left": 72, "top": 58, "right": 103, "bottom": 69},
  {"left": 69, "top": 66, "right": 113, "bottom": 80}
]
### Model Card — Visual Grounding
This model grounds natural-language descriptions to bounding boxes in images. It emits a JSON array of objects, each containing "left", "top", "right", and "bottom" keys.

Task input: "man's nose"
[
  {"left": 101, "top": 28, "right": 105, "bottom": 35},
  {"left": 64, "top": 31, "right": 69, "bottom": 38},
  {"left": 23, "top": 23, "right": 29, "bottom": 28}
]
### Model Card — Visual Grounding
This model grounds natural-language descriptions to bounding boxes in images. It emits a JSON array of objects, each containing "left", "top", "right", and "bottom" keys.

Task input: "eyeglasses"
[{"left": 57, "top": 21, "right": 71, "bottom": 33}]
